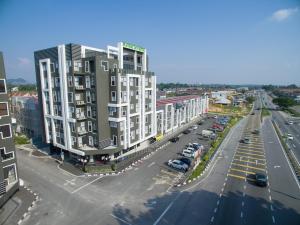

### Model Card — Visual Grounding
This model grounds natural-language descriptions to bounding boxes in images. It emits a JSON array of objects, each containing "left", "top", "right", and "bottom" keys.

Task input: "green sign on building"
[{"left": 123, "top": 42, "right": 145, "bottom": 53}]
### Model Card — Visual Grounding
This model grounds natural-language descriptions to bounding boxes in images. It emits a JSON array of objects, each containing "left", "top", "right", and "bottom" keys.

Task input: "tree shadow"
[{"left": 111, "top": 188, "right": 300, "bottom": 225}]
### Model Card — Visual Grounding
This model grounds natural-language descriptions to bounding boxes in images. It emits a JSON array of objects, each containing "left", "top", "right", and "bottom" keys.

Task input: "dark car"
[
  {"left": 183, "top": 129, "right": 191, "bottom": 134},
  {"left": 179, "top": 158, "right": 192, "bottom": 167},
  {"left": 252, "top": 129, "right": 260, "bottom": 135},
  {"left": 198, "top": 121, "right": 203, "bottom": 125},
  {"left": 255, "top": 173, "right": 267, "bottom": 187},
  {"left": 240, "top": 138, "right": 250, "bottom": 144},
  {"left": 170, "top": 137, "right": 179, "bottom": 143},
  {"left": 251, "top": 112, "right": 255, "bottom": 115}
]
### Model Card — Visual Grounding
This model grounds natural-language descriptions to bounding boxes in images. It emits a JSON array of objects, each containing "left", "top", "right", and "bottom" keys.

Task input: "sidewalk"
[{"left": 0, "top": 187, "right": 35, "bottom": 225}]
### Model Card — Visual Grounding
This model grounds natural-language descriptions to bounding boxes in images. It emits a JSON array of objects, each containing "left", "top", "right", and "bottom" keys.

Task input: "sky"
[{"left": 0, "top": 0, "right": 299, "bottom": 85}]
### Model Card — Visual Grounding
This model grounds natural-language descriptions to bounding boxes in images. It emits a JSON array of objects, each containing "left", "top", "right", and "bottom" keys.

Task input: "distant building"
[
  {"left": 10, "top": 95, "right": 43, "bottom": 140},
  {"left": 156, "top": 90, "right": 166, "bottom": 99},
  {"left": 0, "top": 52, "right": 19, "bottom": 208},
  {"left": 156, "top": 95, "right": 209, "bottom": 137}
]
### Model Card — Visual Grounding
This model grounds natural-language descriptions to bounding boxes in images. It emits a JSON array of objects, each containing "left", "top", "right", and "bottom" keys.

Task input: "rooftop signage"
[{"left": 123, "top": 42, "right": 145, "bottom": 53}]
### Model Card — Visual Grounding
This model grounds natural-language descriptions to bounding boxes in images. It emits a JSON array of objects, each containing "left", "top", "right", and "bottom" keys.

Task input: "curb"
[{"left": 17, "top": 186, "right": 40, "bottom": 225}]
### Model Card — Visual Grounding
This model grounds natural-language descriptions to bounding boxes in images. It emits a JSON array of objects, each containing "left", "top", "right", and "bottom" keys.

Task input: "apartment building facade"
[
  {"left": 0, "top": 52, "right": 19, "bottom": 207},
  {"left": 34, "top": 42, "right": 156, "bottom": 163},
  {"left": 156, "top": 95, "right": 209, "bottom": 137}
]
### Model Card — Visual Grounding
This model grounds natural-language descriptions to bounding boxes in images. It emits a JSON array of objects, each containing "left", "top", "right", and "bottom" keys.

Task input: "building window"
[
  {"left": 86, "top": 91, "right": 91, "bottom": 103},
  {"left": 122, "top": 107, "right": 126, "bottom": 116},
  {"left": 130, "top": 90, "right": 134, "bottom": 97},
  {"left": 87, "top": 106, "right": 91, "bottom": 117},
  {"left": 70, "top": 123, "right": 75, "bottom": 132},
  {"left": 89, "top": 136, "right": 93, "bottom": 146},
  {"left": 55, "top": 77, "right": 60, "bottom": 87},
  {"left": 0, "top": 124, "right": 12, "bottom": 139},
  {"left": 101, "top": 61, "right": 109, "bottom": 71},
  {"left": 86, "top": 76, "right": 91, "bottom": 88},
  {"left": 111, "top": 91, "right": 116, "bottom": 102},
  {"left": 135, "top": 78, "right": 139, "bottom": 86},
  {"left": 88, "top": 121, "right": 92, "bottom": 132},
  {"left": 111, "top": 76, "right": 116, "bottom": 86},
  {"left": 0, "top": 79, "right": 6, "bottom": 94},
  {"left": 85, "top": 61, "right": 90, "bottom": 72},
  {"left": 68, "top": 76, "right": 73, "bottom": 86},
  {"left": 108, "top": 107, "right": 117, "bottom": 116},
  {"left": 112, "top": 135, "right": 117, "bottom": 146},
  {"left": 120, "top": 135, "right": 124, "bottom": 145},
  {"left": 130, "top": 78, "right": 134, "bottom": 86},
  {"left": 68, "top": 93, "right": 73, "bottom": 103},
  {"left": 4, "top": 164, "right": 17, "bottom": 184},
  {"left": 130, "top": 104, "right": 134, "bottom": 110},
  {"left": 0, "top": 147, "right": 14, "bottom": 161},
  {"left": 136, "top": 117, "right": 139, "bottom": 123},
  {"left": 130, "top": 131, "right": 135, "bottom": 140},
  {"left": 109, "top": 121, "right": 118, "bottom": 128},
  {"left": 145, "top": 115, "right": 148, "bottom": 123},
  {"left": 50, "top": 63, "right": 55, "bottom": 72},
  {"left": 0, "top": 102, "right": 9, "bottom": 117}
]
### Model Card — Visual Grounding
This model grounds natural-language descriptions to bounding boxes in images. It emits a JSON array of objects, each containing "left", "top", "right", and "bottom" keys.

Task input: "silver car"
[{"left": 168, "top": 159, "right": 188, "bottom": 171}]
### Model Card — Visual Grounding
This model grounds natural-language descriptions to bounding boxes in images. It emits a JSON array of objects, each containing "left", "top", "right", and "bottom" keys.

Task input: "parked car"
[
  {"left": 202, "top": 129, "right": 214, "bottom": 137},
  {"left": 183, "top": 129, "right": 191, "bottom": 134},
  {"left": 198, "top": 121, "right": 203, "bottom": 125},
  {"left": 213, "top": 115, "right": 218, "bottom": 119},
  {"left": 241, "top": 138, "right": 250, "bottom": 144},
  {"left": 182, "top": 149, "right": 195, "bottom": 158},
  {"left": 254, "top": 173, "right": 267, "bottom": 187},
  {"left": 252, "top": 129, "right": 260, "bottom": 135},
  {"left": 286, "top": 134, "right": 294, "bottom": 140},
  {"left": 170, "top": 137, "right": 179, "bottom": 143},
  {"left": 168, "top": 159, "right": 188, "bottom": 172},
  {"left": 179, "top": 158, "right": 192, "bottom": 167},
  {"left": 286, "top": 121, "right": 294, "bottom": 125},
  {"left": 251, "top": 112, "right": 255, "bottom": 115}
]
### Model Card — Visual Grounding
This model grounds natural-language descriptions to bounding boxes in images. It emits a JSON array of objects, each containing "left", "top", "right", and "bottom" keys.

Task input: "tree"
[
  {"left": 246, "top": 96, "right": 255, "bottom": 104},
  {"left": 272, "top": 97, "right": 296, "bottom": 108}
]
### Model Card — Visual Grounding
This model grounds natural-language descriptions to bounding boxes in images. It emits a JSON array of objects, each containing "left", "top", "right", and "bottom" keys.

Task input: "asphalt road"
[
  {"left": 16, "top": 95, "right": 300, "bottom": 225},
  {"left": 262, "top": 91, "right": 300, "bottom": 166}
]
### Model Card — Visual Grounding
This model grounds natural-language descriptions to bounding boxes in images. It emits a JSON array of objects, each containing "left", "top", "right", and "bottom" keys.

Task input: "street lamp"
[{"left": 80, "top": 158, "right": 88, "bottom": 172}]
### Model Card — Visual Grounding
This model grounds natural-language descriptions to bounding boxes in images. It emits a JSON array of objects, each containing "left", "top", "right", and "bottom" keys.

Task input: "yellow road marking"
[
  {"left": 231, "top": 162, "right": 265, "bottom": 171},
  {"left": 160, "top": 169, "right": 178, "bottom": 177},
  {"left": 230, "top": 168, "right": 256, "bottom": 175},
  {"left": 235, "top": 154, "right": 266, "bottom": 161},
  {"left": 228, "top": 173, "right": 246, "bottom": 180},
  {"left": 237, "top": 148, "right": 265, "bottom": 154},
  {"left": 236, "top": 151, "right": 265, "bottom": 157},
  {"left": 233, "top": 158, "right": 266, "bottom": 166}
]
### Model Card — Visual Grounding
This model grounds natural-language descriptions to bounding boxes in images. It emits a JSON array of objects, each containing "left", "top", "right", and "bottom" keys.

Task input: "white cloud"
[
  {"left": 17, "top": 57, "right": 31, "bottom": 66},
  {"left": 270, "top": 7, "right": 298, "bottom": 22}
]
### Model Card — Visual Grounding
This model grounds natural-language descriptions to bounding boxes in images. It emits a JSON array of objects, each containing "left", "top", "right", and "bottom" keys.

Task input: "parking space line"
[
  {"left": 230, "top": 168, "right": 256, "bottom": 175},
  {"left": 231, "top": 162, "right": 265, "bottom": 171},
  {"left": 71, "top": 176, "right": 102, "bottom": 194},
  {"left": 237, "top": 148, "right": 265, "bottom": 154},
  {"left": 160, "top": 169, "right": 180, "bottom": 178}
]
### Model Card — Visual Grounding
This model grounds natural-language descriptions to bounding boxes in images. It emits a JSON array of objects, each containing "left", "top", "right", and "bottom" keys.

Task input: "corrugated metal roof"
[{"left": 156, "top": 95, "right": 200, "bottom": 107}]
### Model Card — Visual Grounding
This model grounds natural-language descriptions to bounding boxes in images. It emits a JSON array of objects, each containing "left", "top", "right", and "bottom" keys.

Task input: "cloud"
[
  {"left": 17, "top": 57, "right": 31, "bottom": 66},
  {"left": 270, "top": 7, "right": 298, "bottom": 22}
]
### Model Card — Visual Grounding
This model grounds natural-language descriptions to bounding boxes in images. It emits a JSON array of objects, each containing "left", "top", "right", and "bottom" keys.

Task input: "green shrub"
[{"left": 14, "top": 135, "right": 30, "bottom": 145}]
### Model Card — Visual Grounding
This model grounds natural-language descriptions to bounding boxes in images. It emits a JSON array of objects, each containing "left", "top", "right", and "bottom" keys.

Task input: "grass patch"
[
  {"left": 14, "top": 135, "right": 30, "bottom": 145},
  {"left": 261, "top": 107, "right": 270, "bottom": 121},
  {"left": 188, "top": 116, "right": 241, "bottom": 180},
  {"left": 284, "top": 108, "right": 300, "bottom": 117},
  {"left": 85, "top": 165, "right": 113, "bottom": 173}
]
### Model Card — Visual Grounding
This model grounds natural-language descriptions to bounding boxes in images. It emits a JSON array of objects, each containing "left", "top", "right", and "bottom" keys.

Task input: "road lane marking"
[
  {"left": 269, "top": 196, "right": 272, "bottom": 201},
  {"left": 236, "top": 151, "right": 265, "bottom": 157},
  {"left": 148, "top": 162, "right": 156, "bottom": 167},
  {"left": 210, "top": 216, "right": 214, "bottom": 222},
  {"left": 270, "top": 205, "right": 274, "bottom": 211},
  {"left": 240, "top": 212, "right": 243, "bottom": 218},
  {"left": 227, "top": 173, "right": 246, "bottom": 180},
  {"left": 230, "top": 168, "right": 255, "bottom": 175},
  {"left": 231, "top": 163, "right": 265, "bottom": 171},
  {"left": 153, "top": 192, "right": 182, "bottom": 225},
  {"left": 217, "top": 200, "right": 220, "bottom": 205},
  {"left": 242, "top": 201, "right": 244, "bottom": 207},
  {"left": 111, "top": 214, "right": 133, "bottom": 225},
  {"left": 235, "top": 154, "right": 266, "bottom": 161},
  {"left": 233, "top": 158, "right": 265, "bottom": 166},
  {"left": 272, "top": 216, "right": 275, "bottom": 223},
  {"left": 71, "top": 176, "right": 102, "bottom": 194},
  {"left": 237, "top": 148, "right": 265, "bottom": 154},
  {"left": 214, "top": 208, "right": 217, "bottom": 213}
]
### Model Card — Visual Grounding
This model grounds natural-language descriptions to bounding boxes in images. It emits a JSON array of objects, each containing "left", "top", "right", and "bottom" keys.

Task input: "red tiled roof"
[{"left": 156, "top": 95, "right": 200, "bottom": 107}]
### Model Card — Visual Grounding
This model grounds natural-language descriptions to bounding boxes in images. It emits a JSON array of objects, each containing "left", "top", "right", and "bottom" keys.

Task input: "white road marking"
[
  {"left": 270, "top": 205, "right": 274, "bottom": 211},
  {"left": 221, "top": 188, "right": 224, "bottom": 193},
  {"left": 240, "top": 212, "right": 243, "bottom": 218},
  {"left": 223, "top": 182, "right": 226, "bottom": 186},
  {"left": 210, "top": 216, "right": 214, "bottom": 222},
  {"left": 243, "top": 185, "right": 246, "bottom": 190},
  {"left": 269, "top": 196, "right": 272, "bottom": 201},
  {"left": 148, "top": 162, "right": 156, "bottom": 168},
  {"left": 273, "top": 165, "right": 280, "bottom": 168},
  {"left": 243, "top": 192, "right": 245, "bottom": 197},
  {"left": 71, "top": 176, "right": 102, "bottom": 194},
  {"left": 242, "top": 201, "right": 244, "bottom": 207},
  {"left": 153, "top": 192, "right": 182, "bottom": 225},
  {"left": 272, "top": 216, "right": 276, "bottom": 223},
  {"left": 214, "top": 208, "right": 217, "bottom": 213},
  {"left": 268, "top": 188, "right": 271, "bottom": 193},
  {"left": 217, "top": 200, "right": 220, "bottom": 205},
  {"left": 111, "top": 214, "right": 133, "bottom": 225}
]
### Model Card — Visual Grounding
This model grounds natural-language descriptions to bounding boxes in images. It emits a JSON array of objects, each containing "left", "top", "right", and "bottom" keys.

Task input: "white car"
[
  {"left": 182, "top": 149, "right": 195, "bottom": 158},
  {"left": 288, "top": 121, "right": 294, "bottom": 125},
  {"left": 168, "top": 159, "right": 188, "bottom": 171},
  {"left": 286, "top": 134, "right": 294, "bottom": 140},
  {"left": 192, "top": 125, "right": 198, "bottom": 130}
]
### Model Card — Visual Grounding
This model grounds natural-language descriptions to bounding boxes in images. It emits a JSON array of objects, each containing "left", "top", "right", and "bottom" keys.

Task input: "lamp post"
[{"left": 81, "top": 158, "right": 88, "bottom": 172}]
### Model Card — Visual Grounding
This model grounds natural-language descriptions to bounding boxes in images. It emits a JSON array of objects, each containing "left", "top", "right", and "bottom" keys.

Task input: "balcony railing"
[
  {"left": 75, "top": 85, "right": 85, "bottom": 90},
  {"left": 77, "top": 128, "right": 87, "bottom": 135},
  {"left": 76, "top": 100, "right": 85, "bottom": 105},
  {"left": 76, "top": 114, "right": 86, "bottom": 120}
]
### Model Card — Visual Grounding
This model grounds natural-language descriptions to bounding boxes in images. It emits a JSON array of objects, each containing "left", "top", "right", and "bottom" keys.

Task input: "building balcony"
[
  {"left": 76, "top": 114, "right": 86, "bottom": 120},
  {"left": 75, "top": 85, "right": 85, "bottom": 90},
  {"left": 77, "top": 128, "right": 87, "bottom": 135},
  {"left": 76, "top": 100, "right": 86, "bottom": 106}
]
